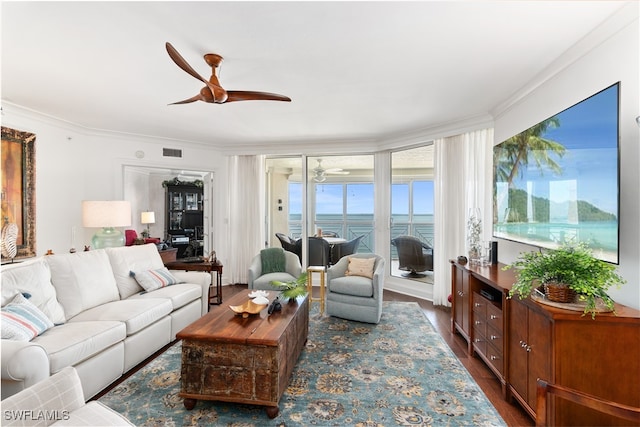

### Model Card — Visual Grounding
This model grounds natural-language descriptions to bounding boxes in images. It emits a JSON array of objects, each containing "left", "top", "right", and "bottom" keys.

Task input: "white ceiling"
[{"left": 1, "top": 1, "right": 627, "bottom": 152}]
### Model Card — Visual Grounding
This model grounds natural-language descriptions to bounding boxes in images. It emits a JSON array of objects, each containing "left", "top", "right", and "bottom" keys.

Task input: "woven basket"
[{"left": 544, "top": 282, "right": 577, "bottom": 303}]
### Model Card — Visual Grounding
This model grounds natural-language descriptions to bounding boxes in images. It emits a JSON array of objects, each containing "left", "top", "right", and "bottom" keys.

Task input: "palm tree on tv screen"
[{"left": 494, "top": 117, "right": 566, "bottom": 223}]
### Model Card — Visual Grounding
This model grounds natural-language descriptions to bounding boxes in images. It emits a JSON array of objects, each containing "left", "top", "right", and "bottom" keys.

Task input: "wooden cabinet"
[
  {"left": 451, "top": 264, "right": 471, "bottom": 353},
  {"left": 450, "top": 260, "right": 640, "bottom": 425},
  {"left": 508, "top": 298, "right": 551, "bottom": 415},
  {"left": 165, "top": 184, "right": 204, "bottom": 258}
]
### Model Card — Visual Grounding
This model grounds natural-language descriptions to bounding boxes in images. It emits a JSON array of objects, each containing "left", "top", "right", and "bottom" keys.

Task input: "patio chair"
[
  {"left": 391, "top": 235, "right": 433, "bottom": 277},
  {"left": 330, "top": 234, "right": 364, "bottom": 265}
]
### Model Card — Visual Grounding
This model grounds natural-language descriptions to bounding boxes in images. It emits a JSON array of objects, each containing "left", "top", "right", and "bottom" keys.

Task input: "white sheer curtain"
[
  {"left": 226, "top": 155, "right": 265, "bottom": 284},
  {"left": 433, "top": 128, "right": 494, "bottom": 306}
]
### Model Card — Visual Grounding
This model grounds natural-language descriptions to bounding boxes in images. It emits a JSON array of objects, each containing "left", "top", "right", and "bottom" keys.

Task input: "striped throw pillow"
[
  {"left": 1, "top": 293, "right": 54, "bottom": 341},
  {"left": 130, "top": 267, "right": 179, "bottom": 292}
]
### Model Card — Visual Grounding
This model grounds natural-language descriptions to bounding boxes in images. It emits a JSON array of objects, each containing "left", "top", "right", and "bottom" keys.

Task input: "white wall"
[
  {"left": 494, "top": 5, "right": 639, "bottom": 309},
  {"left": 1, "top": 108, "right": 228, "bottom": 259}
]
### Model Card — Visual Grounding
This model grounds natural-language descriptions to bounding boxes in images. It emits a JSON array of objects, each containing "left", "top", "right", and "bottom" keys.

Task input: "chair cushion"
[
  {"left": 1, "top": 293, "right": 54, "bottom": 341},
  {"left": 130, "top": 267, "right": 179, "bottom": 292},
  {"left": 345, "top": 257, "right": 376, "bottom": 279},
  {"left": 52, "top": 401, "right": 135, "bottom": 426},
  {"left": 328, "top": 275, "right": 374, "bottom": 297},
  {"left": 69, "top": 299, "right": 172, "bottom": 335},
  {"left": 252, "top": 272, "right": 297, "bottom": 290},
  {"left": 33, "top": 321, "right": 126, "bottom": 373},
  {"left": 261, "top": 247, "right": 286, "bottom": 274}
]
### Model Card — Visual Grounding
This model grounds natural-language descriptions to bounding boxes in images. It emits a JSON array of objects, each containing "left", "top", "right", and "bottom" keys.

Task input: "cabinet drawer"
[
  {"left": 486, "top": 324, "right": 503, "bottom": 351},
  {"left": 486, "top": 303, "right": 503, "bottom": 333},
  {"left": 472, "top": 292, "right": 487, "bottom": 317},
  {"left": 473, "top": 328, "right": 487, "bottom": 355},
  {"left": 486, "top": 343, "right": 504, "bottom": 376}
]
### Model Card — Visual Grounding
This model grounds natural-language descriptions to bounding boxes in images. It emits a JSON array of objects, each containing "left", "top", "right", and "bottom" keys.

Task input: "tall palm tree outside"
[{"left": 493, "top": 117, "right": 566, "bottom": 223}]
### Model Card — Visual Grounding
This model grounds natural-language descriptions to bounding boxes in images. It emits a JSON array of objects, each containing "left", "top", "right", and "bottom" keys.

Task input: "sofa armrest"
[
  {"left": 1, "top": 367, "right": 84, "bottom": 426},
  {"left": 247, "top": 254, "right": 262, "bottom": 290},
  {"left": 168, "top": 270, "right": 211, "bottom": 315},
  {"left": 1, "top": 340, "right": 50, "bottom": 400}
]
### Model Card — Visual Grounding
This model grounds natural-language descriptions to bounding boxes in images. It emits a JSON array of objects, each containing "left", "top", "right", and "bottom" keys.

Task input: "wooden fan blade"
[
  {"left": 165, "top": 42, "right": 209, "bottom": 85},
  {"left": 169, "top": 93, "right": 205, "bottom": 105},
  {"left": 225, "top": 91, "right": 291, "bottom": 103}
]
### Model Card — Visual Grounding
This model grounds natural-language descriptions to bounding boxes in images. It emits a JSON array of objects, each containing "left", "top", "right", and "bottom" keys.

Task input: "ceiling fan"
[
  {"left": 165, "top": 42, "right": 291, "bottom": 105},
  {"left": 313, "top": 159, "right": 349, "bottom": 183}
]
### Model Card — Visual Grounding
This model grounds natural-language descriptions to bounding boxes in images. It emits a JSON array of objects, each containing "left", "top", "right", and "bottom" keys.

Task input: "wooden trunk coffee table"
[{"left": 176, "top": 291, "right": 309, "bottom": 418}]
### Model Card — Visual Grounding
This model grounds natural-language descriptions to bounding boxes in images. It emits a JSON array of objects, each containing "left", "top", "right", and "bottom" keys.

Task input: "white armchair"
[
  {"left": 1, "top": 366, "right": 133, "bottom": 426},
  {"left": 326, "top": 253, "right": 385, "bottom": 324},
  {"left": 247, "top": 249, "right": 302, "bottom": 291}
]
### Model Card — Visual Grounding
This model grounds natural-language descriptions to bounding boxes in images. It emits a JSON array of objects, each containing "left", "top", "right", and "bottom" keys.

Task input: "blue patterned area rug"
[{"left": 99, "top": 302, "right": 505, "bottom": 426}]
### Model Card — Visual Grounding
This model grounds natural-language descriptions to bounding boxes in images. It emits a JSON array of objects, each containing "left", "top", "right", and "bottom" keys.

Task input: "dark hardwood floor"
[{"left": 223, "top": 284, "right": 534, "bottom": 426}]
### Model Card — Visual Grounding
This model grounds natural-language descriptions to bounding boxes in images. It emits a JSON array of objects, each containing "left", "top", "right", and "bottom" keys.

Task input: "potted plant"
[
  {"left": 504, "top": 241, "right": 626, "bottom": 318},
  {"left": 271, "top": 272, "right": 308, "bottom": 301}
]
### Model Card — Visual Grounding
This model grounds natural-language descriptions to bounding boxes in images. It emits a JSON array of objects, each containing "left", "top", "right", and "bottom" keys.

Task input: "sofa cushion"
[
  {"left": 328, "top": 275, "right": 374, "bottom": 297},
  {"left": 1, "top": 293, "right": 54, "bottom": 341},
  {"left": 128, "top": 283, "right": 201, "bottom": 311},
  {"left": 130, "top": 267, "right": 179, "bottom": 292},
  {"left": 1, "top": 258, "right": 66, "bottom": 324},
  {"left": 69, "top": 299, "right": 172, "bottom": 335},
  {"left": 345, "top": 257, "right": 376, "bottom": 279},
  {"left": 46, "top": 250, "right": 120, "bottom": 320},
  {"left": 33, "top": 321, "right": 126, "bottom": 373},
  {"left": 106, "top": 244, "right": 164, "bottom": 299}
]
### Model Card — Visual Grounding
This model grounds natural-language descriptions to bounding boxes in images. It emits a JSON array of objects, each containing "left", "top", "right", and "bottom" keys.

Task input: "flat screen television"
[{"left": 493, "top": 82, "right": 620, "bottom": 263}]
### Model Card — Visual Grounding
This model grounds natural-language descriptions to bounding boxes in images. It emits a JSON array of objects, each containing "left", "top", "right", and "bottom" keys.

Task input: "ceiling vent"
[{"left": 163, "top": 148, "right": 182, "bottom": 158}]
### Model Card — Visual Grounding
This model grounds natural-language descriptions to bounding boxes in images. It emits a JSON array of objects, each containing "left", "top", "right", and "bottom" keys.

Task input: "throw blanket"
[{"left": 261, "top": 247, "right": 286, "bottom": 274}]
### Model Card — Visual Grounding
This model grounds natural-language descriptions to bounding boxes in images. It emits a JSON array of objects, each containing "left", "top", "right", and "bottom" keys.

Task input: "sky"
[{"left": 501, "top": 83, "right": 619, "bottom": 216}]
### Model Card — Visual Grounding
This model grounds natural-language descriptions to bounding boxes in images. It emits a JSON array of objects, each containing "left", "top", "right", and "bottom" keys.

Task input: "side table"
[
  {"left": 306, "top": 266, "right": 326, "bottom": 314},
  {"left": 164, "top": 260, "right": 223, "bottom": 307}
]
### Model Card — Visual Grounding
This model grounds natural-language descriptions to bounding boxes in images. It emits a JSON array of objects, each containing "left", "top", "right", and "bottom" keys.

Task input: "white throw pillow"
[
  {"left": 46, "top": 250, "right": 120, "bottom": 320},
  {"left": 1, "top": 293, "right": 54, "bottom": 341},
  {"left": 345, "top": 257, "right": 376, "bottom": 279},
  {"left": 130, "top": 267, "right": 179, "bottom": 292},
  {"left": 1, "top": 258, "right": 66, "bottom": 324}
]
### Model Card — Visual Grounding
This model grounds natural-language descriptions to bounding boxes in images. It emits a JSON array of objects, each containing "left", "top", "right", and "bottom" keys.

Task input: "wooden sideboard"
[{"left": 451, "top": 261, "right": 640, "bottom": 425}]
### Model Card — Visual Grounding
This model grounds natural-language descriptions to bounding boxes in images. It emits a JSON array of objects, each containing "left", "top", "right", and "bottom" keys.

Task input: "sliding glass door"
[{"left": 390, "top": 145, "right": 435, "bottom": 282}]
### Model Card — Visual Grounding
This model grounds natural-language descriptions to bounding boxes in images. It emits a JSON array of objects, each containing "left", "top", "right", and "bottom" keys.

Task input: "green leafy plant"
[
  {"left": 271, "top": 272, "right": 308, "bottom": 301},
  {"left": 504, "top": 241, "right": 626, "bottom": 318}
]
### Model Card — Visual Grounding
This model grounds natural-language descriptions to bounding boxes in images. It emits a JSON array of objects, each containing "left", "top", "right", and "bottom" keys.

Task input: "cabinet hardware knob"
[
  {"left": 490, "top": 335, "right": 498, "bottom": 340},
  {"left": 490, "top": 315, "right": 498, "bottom": 320},
  {"left": 490, "top": 355, "right": 498, "bottom": 360},
  {"left": 474, "top": 303, "right": 481, "bottom": 307},
  {"left": 521, "top": 341, "right": 527, "bottom": 348},
  {"left": 526, "top": 346, "right": 532, "bottom": 352},
  {"left": 475, "top": 321, "right": 481, "bottom": 325}
]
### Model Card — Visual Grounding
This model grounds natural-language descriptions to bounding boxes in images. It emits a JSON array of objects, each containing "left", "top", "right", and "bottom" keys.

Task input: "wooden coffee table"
[{"left": 176, "top": 291, "right": 309, "bottom": 418}]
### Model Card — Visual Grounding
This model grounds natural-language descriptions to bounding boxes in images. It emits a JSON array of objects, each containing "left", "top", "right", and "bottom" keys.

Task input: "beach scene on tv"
[{"left": 493, "top": 83, "right": 619, "bottom": 263}]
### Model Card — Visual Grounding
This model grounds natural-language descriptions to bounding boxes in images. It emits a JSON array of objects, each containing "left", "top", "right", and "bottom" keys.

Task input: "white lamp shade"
[
  {"left": 82, "top": 201, "right": 132, "bottom": 228},
  {"left": 141, "top": 211, "right": 155, "bottom": 225}
]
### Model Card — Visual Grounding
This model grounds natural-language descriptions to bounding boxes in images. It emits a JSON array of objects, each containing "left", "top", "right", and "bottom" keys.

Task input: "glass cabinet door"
[
  {"left": 170, "top": 192, "right": 184, "bottom": 211},
  {"left": 185, "top": 193, "right": 199, "bottom": 211}
]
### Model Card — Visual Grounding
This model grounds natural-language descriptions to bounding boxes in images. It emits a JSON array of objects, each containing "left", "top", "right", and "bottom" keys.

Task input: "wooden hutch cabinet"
[
  {"left": 451, "top": 260, "right": 640, "bottom": 426},
  {"left": 165, "top": 183, "right": 204, "bottom": 258}
]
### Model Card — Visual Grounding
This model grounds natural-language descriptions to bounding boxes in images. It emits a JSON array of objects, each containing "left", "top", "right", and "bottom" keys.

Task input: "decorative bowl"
[{"left": 229, "top": 300, "right": 268, "bottom": 318}]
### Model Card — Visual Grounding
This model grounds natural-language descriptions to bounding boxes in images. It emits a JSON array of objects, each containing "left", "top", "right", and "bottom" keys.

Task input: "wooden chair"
[{"left": 535, "top": 379, "right": 640, "bottom": 426}]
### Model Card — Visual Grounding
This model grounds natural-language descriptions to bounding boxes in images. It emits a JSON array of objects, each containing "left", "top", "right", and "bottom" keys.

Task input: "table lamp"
[
  {"left": 82, "top": 201, "right": 131, "bottom": 249},
  {"left": 141, "top": 211, "right": 155, "bottom": 238}
]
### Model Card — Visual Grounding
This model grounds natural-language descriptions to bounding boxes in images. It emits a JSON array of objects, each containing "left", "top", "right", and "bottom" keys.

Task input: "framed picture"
[{"left": 1, "top": 126, "right": 36, "bottom": 260}]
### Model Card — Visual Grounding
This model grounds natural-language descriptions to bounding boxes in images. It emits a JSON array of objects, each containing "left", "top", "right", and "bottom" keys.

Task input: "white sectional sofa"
[{"left": 1, "top": 244, "right": 210, "bottom": 400}]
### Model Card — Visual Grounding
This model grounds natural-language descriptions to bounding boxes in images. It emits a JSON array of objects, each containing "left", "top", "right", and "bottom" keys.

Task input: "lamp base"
[{"left": 91, "top": 227, "right": 125, "bottom": 249}]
